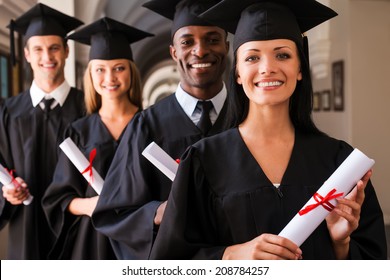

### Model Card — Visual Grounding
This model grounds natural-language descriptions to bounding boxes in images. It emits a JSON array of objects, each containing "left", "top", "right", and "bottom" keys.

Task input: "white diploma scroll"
[
  {"left": 59, "top": 137, "right": 104, "bottom": 195},
  {"left": 0, "top": 163, "right": 34, "bottom": 205},
  {"left": 278, "top": 148, "right": 375, "bottom": 247},
  {"left": 142, "top": 142, "right": 179, "bottom": 181}
]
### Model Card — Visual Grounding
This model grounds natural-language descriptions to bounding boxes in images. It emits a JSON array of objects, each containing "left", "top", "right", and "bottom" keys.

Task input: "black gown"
[
  {"left": 92, "top": 94, "right": 227, "bottom": 259},
  {"left": 150, "top": 128, "right": 387, "bottom": 260},
  {"left": 0, "top": 97, "right": 4, "bottom": 164},
  {"left": 0, "top": 88, "right": 85, "bottom": 259},
  {"left": 42, "top": 113, "right": 126, "bottom": 259}
]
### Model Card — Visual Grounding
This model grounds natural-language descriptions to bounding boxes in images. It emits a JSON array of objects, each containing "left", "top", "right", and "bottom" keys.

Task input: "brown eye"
[
  {"left": 115, "top": 66, "right": 125, "bottom": 72},
  {"left": 276, "top": 53, "right": 291, "bottom": 60},
  {"left": 245, "top": 56, "right": 259, "bottom": 62}
]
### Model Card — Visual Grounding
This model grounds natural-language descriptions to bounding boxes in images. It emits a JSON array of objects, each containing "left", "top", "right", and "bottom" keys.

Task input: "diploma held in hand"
[
  {"left": 142, "top": 142, "right": 179, "bottom": 181},
  {"left": 0, "top": 164, "right": 34, "bottom": 205},
  {"left": 59, "top": 137, "right": 104, "bottom": 195},
  {"left": 278, "top": 148, "right": 375, "bottom": 247}
]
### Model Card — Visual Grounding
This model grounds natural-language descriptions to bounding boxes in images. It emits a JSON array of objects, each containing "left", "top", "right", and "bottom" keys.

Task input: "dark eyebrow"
[
  {"left": 241, "top": 48, "right": 261, "bottom": 54},
  {"left": 178, "top": 33, "right": 192, "bottom": 38},
  {"left": 205, "top": 31, "right": 224, "bottom": 37},
  {"left": 178, "top": 31, "right": 224, "bottom": 39},
  {"left": 274, "top": 46, "right": 292, "bottom": 51}
]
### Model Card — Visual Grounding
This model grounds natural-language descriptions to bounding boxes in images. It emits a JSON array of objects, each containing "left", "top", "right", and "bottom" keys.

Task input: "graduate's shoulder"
[
  {"left": 69, "top": 87, "right": 84, "bottom": 96},
  {"left": 68, "top": 113, "right": 97, "bottom": 131},
  {"left": 297, "top": 131, "right": 354, "bottom": 163},
  {"left": 65, "top": 87, "right": 85, "bottom": 109},
  {"left": 189, "top": 128, "right": 239, "bottom": 156},
  {"left": 2, "top": 91, "right": 32, "bottom": 116},
  {"left": 133, "top": 94, "right": 181, "bottom": 133},
  {"left": 299, "top": 131, "right": 352, "bottom": 150},
  {"left": 67, "top": 113, "right": 113, "bottom": 147},
  {"left": 68, "top": 87, "right": 84, "bottom": 100},
  {"left": 140, "top": 94, "right": 178, "bottom": 120}
]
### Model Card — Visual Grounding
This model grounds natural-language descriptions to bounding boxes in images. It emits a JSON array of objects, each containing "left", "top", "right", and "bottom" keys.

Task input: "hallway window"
[{"left": 0, "top": 54, "right": 9, "bottom": 99}]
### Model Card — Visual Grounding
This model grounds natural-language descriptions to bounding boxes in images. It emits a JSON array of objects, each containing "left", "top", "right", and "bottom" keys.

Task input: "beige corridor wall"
[
  {"left": 313, "top": 0, "right": 390, "bottom": 223},
  {"left": 349, "top": 0, "right": 390, "bottom": 223}
]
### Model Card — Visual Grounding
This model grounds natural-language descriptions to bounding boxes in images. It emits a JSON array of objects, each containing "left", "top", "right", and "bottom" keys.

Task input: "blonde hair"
[{"left": 83, "top": 59, "right": 143, "bottom": 114}]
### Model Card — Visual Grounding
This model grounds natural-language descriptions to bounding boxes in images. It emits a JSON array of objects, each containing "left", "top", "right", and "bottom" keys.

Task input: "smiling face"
[
  {"left": 89, "top": 59, "right": 131, "bottom": 101},
  {"left": 170, "top": 25, "right": 229, "bottom": 99},
  {"left": 24, "top": 35, "right": 69, "bottom": 91},
  {"left": 236, "top": 39, "right": 302, "bottom": 108}
]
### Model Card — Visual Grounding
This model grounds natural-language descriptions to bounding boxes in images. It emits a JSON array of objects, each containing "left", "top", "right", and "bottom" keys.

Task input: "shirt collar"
[
  {"left": 175, "top": 83, "right": 227, "bottom": 117},
  {"left": 30, "top": 80, "right": 71, "bottom": 107}
]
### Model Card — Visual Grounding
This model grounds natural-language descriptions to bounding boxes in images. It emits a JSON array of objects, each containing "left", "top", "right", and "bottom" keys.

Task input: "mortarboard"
[
  {"left": 142, "top": 0, "right": 222, "bottom": 38},
  {"left": 7, "top": 3, "right": 84, "bottom": 65},
  {"left": 66, "top": 17, "right": 154, "bottom": 61},
  {"left": 199, "top": 0, "right": 338, "bottom": 53}
]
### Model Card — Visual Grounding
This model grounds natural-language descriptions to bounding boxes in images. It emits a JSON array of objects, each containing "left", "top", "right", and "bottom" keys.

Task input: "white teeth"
[
  {"left": 104, "top": 85, "right": 119, "bottom": 90},
  {"left": 192, "top": 63, "right": 212, "bottom": 68},
  {"left": 43, "top": 64, "right": 55, "bottom": 67},
  {"left": 256, "top": 81, "right": 282, "bottom": 87}
]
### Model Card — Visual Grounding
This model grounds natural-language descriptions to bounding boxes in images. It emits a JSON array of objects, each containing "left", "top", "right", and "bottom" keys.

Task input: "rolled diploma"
[
  {"left": 0, "top": 163, "right": 34, "bottom": 205},
  {"left": 59, "top": 137, "right": 104, "bottom": 195},
  {"left": 278, "top": 148, "right": 375, "bottom": 247},
  {"left": 142, "top": 141, "right": 179, "bottom": 181}
]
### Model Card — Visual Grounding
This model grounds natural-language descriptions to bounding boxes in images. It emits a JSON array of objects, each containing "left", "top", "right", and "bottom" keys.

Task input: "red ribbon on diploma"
[
  {"left": 299, "top": 188, "right": 344, "bottom": 216},
  {"left": 6, "top": 168, "right": 21, "bottom": 189},
  {"left": 81, "top": 148, "right": 96, "bottom": 185}
]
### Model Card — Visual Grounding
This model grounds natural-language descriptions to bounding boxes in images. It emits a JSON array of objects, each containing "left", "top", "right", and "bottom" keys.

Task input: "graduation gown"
[
  {"left": 0, "top": 97, "right": 4, "bottom": 164},
  {"left": 92, "top": 94, "right": 227, "bottom": 259},
  {"left": 0, "top": 88, "right": 85, "bottom": 259},
  {"left": 150, "top": 128, "right": 387, "bottom": 260},
  {"left": 42, "top": 113, "right": 123, "bottom": 259}
]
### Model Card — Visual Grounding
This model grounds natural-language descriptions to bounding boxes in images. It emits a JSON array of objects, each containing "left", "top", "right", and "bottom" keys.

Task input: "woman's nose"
[
  {"left": 259, "top": 58, "right": 276, "bottom": 75},
  {"left": 105, "top": 71, "right": 117, "bottom": 82}
]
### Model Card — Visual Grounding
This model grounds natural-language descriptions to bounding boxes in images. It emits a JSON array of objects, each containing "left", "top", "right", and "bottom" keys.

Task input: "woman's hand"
[
  {"left": 68, "top": 196, "right": 99, "bottom": 217},
  {"left": 154, "top": 201, "right": 167, "bottom": 226},
  {"left": 222, "top": 233, "right": 302, "bottom": 260},
  {"left": 325, "top": 170, "right": 371, "bottom": 259}
]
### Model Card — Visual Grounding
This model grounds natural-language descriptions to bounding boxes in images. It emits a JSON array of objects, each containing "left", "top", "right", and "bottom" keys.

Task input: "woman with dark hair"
[
  {"left": 42, "top": 17, "right": 152, "bottom": 259},
  {"left": 150, "top": 0, "right": 387, "bottom": 260},
  {"left": 226, "top": 44, "right": 322, "bottom": 135}
]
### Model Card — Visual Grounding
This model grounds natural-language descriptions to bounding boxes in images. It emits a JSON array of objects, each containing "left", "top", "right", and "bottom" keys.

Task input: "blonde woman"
[{"left": 42, "top": 17, "right": 152, "bottom": 259}]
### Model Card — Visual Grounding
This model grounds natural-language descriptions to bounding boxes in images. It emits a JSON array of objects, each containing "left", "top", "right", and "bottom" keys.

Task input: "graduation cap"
[
  {"left": 199, "top": 0, "right": 338, "bottom": 53},
  {"left": 66, "top": 17, "right": 154, "bottom": 61},
  {"left": 7, "top": 3, "right": 83, "bottom": 66},
  {"left": 142, "top": 0, "right": 222, "bottom": 38}
]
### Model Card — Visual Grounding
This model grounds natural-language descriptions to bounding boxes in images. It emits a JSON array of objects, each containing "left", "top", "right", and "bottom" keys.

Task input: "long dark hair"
[{"left": 224, "top": 42, "right": 325, "bottom": 136}]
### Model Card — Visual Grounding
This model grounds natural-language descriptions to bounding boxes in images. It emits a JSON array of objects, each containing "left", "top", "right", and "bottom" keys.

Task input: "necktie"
[
  {"left": 197, "top": 101, "right": 213, "bottom": 135},
  {"left": 42, "top": 98, "right": 54, "bottom": 119},
  {"left": 43, "top": 98, "right": 54, "bottom": 113}
]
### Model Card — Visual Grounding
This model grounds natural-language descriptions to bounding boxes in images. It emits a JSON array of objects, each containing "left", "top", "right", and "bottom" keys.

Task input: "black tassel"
[
  {"left": 303, "top": 35, "right": 309, "bottom": 66},
  {"left": 9, "top": 19, "right": 16, "bottom": 67}
]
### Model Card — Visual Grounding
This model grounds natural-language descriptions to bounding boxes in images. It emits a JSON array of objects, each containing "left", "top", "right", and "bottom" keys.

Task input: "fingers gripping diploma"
[
  {"left": 325, "top": 170, "right": 371, "bottom": 258},
  {"left": 221, "top": 169, "right": 371, "bottom": 260},
  {"left": 2, "top": 177, "right": 32, "bottom": 205},
  {"left": 222, "top": 233, "right": 302, "bottom": 260}
]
